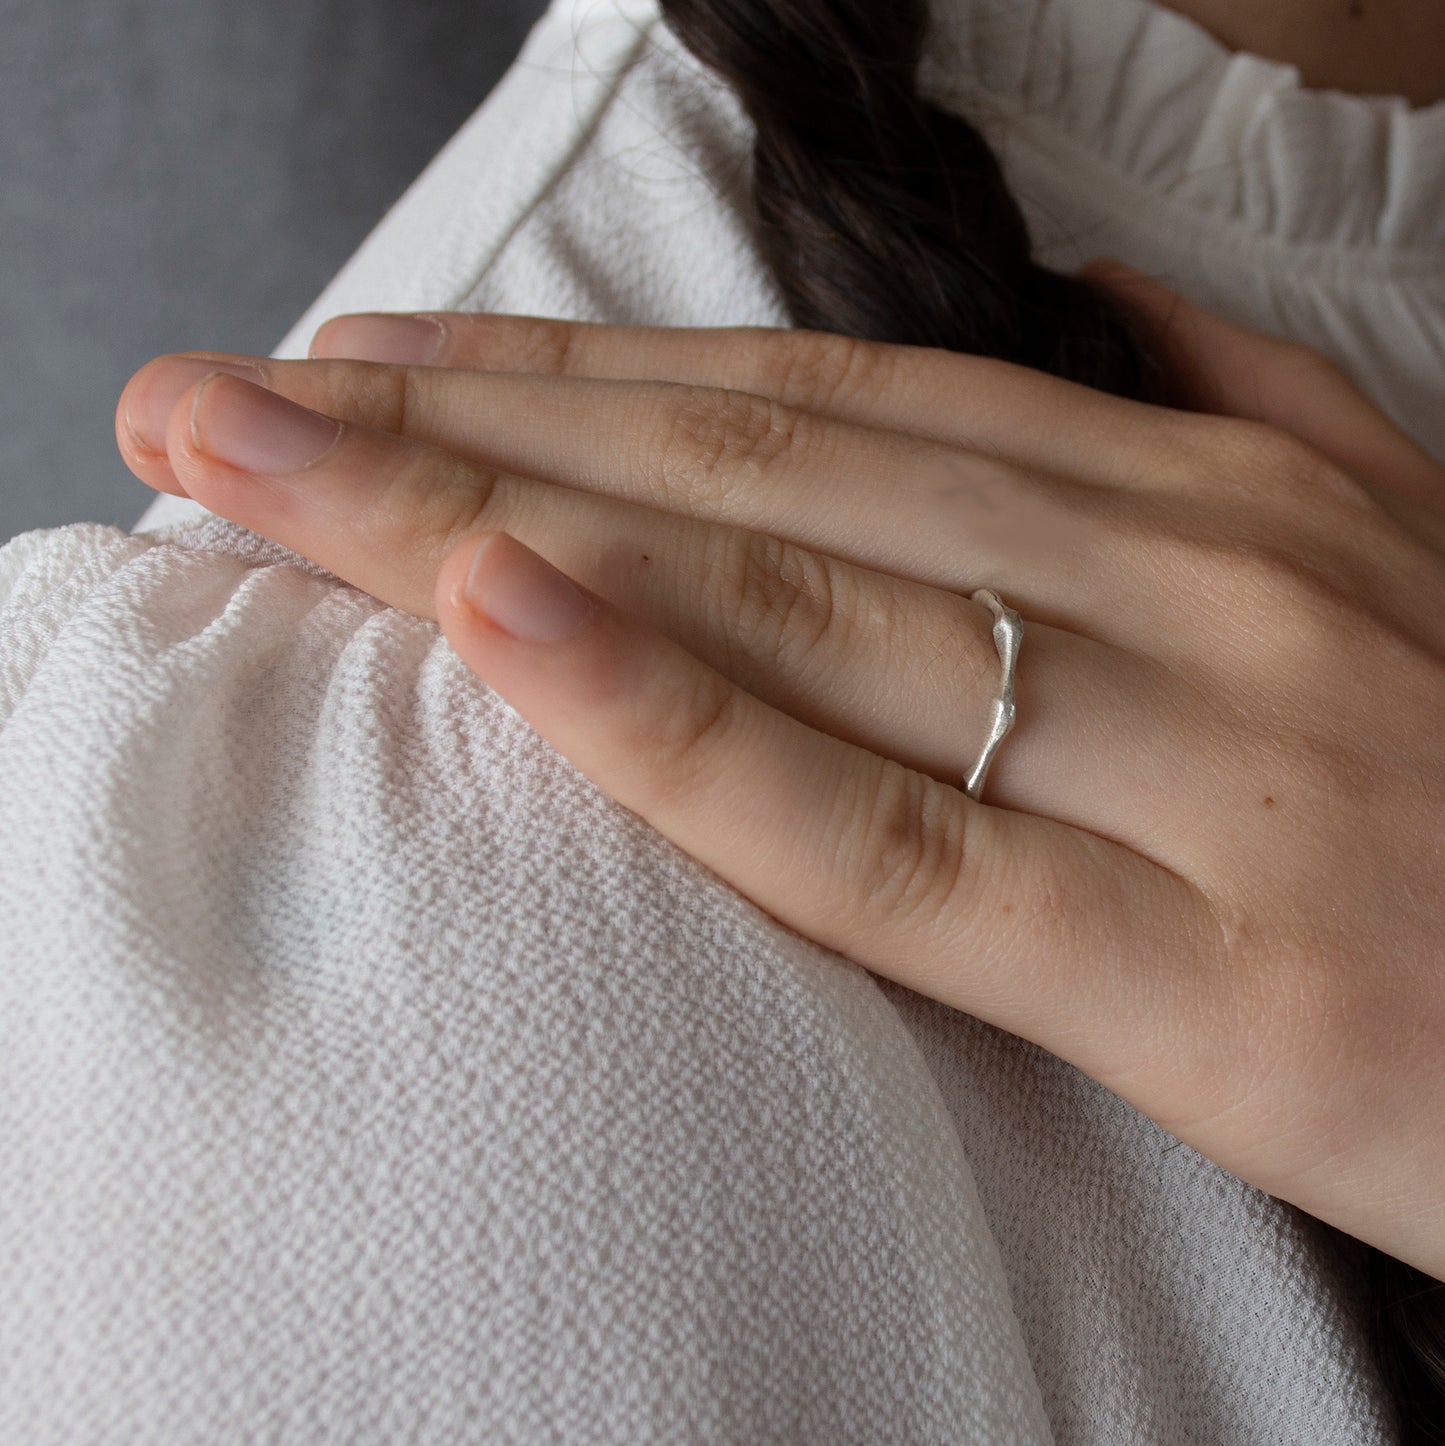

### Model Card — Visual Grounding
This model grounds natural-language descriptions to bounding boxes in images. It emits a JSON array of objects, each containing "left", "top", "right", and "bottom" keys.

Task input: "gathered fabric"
[{"left": 6, "top": 0, "right": 1438, "bottom": 1439}]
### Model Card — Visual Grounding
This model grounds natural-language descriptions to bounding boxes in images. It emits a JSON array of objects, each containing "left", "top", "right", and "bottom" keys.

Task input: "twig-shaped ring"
[{"left": 963, "top": 589, "right": 1023, "bottom": 802}]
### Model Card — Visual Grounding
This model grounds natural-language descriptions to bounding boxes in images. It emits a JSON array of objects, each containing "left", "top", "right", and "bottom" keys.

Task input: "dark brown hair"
[{"left": 658, "top": 0, "right": 1445, "bottom": 1438}]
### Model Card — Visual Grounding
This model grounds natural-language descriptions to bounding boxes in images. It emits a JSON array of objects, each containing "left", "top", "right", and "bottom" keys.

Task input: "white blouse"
[{"left": 5, "top": 0, "right": 1440, "bottom": 1440}]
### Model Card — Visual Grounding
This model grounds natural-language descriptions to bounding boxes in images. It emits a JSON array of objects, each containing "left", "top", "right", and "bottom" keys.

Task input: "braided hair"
[{"left": 664, "top": 0, "right": 1164, "bottom": 397}]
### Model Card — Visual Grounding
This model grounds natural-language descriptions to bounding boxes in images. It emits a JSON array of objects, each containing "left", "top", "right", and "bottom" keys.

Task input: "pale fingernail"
[
  {"left": 462, "top": 534, "right": 596, "bottom": 643},
  {"left": 312, "top": 313, "right": 446, "bottom": 365},
  {"left": 191, "top": 374, "right": 341, "bottom": 474},
  {"left": 126, "top": 357, "right": 265, "bottom": 453}
]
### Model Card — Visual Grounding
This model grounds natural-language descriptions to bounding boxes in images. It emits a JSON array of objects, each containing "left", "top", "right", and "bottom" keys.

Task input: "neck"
[{"left": 1158, "top": 0, "right": 1445, "bottom": 107}]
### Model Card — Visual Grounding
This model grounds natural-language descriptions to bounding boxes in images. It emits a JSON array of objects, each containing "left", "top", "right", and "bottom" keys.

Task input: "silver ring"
[{"left": 963, "top": 589, "right": 1023, "bottom": 802}]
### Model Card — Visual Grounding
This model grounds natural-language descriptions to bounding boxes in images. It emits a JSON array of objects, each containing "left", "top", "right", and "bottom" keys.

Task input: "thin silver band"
[{"left": 964, "top": 589, "right": 1023, "bottom": 802}]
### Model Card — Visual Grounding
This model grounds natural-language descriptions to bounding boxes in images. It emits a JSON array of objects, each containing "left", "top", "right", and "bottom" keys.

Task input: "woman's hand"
[{"left": 116, "top": 275, "right": 1445, "bottom": 1280}]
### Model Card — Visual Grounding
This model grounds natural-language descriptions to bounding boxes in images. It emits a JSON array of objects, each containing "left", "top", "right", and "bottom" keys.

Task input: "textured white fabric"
[{"left": 5, "top": 0, "right": 1439, "bottom": 1439}]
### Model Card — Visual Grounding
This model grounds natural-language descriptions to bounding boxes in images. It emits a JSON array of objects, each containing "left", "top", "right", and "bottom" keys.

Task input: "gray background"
[{"left": 1, "top": 0, "right": 547, "bottom": 547}]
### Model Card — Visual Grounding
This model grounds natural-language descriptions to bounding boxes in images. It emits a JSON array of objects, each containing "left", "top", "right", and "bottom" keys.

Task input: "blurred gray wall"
[{"left": 1, "top": 0, "right": 547, "bottom": 546}]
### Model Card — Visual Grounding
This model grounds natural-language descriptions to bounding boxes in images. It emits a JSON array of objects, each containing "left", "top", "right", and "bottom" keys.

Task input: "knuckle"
[
  {"left": 326, "top": 366, "right": 516, "bottom": 557},
  {"left": 1188, "top": 547, "right": 1394, "bottom": 790},
  {"left": 1267, "top": 335, "right": 1350, "bottom": 390},
  {"left": 1267, "top": 433, "right": 1373, "bottom": 513},
  {"left": 390, "top": 363, "right": 422, "bottom": 438},
  {"left": 1211, "top": 533, "right": 1356, "bottom": 653},
  {"left": 1268, "top": 714, "right": 1377, "bottom": 820},
  {"left": 327, "top": 360, "right": 446, "bottom": 445},
  {"left": 846, "top": 761, "right": 968, "bottom": 936},
  {"left": 316, "top": 359, "right": 414, "bottom": 435},
  {"left": 713, "top": 530, "right": 842, "bottom": 676},
  {"left": 1152, "top": 517, "right": 1372, "bottom": 695},
  {"left": 1229, "top": 419, "right": 1380, "bottom": 518},
  {"left": 484, "top": 315, "right": 584, "bottom": 376},
  {"left": 656, "top": 387, "right": 804, "bottom": 515},
  {"left": 631, "top": 663, "right": 739, "bottom": 808},
  {"left": 1150, "top": 435, "right": 1390, "bottom": 668},
  {"left": 373, "top": 448, "right": 504, "bottom": 559},
  {"left": 758, "top": 329, "right": 885, "bottom": 411}
]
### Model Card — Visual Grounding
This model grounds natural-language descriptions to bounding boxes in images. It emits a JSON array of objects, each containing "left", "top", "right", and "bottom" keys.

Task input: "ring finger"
[{"left": 147, "top": 370, "right": 1209, "bottom": 864}]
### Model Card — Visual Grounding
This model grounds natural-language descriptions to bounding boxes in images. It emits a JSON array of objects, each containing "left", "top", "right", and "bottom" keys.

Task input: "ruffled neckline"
[{"left": 923, "top": 0, "right": 1445, "bottom": 254}]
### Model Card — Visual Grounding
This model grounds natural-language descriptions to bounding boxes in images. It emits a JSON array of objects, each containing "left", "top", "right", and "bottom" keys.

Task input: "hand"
[{"left": 116, "top": 275, "right": 1445, "bottom": 1280}]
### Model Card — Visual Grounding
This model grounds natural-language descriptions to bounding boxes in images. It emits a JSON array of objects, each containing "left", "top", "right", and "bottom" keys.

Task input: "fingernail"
[
  {"left": 191, "top": 374, "right": 341, "bottom": 473},
  {"left": 126, "top": 357, "right": 265, "bottom": 453},
  {"left": 312, "top": 313, "right": 446, "bottom": 365},
  {"left": 462, "top": 534, "right": 596, "bottom": 643}
]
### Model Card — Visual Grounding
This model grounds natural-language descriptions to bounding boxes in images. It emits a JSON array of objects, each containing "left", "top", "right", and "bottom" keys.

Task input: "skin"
[
  {"left": 1161, "top": 0, "right": 1445, "bottom": 106},
  {"left": 115, "top": 268, "right": 1445, "bottom": 1283}
]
